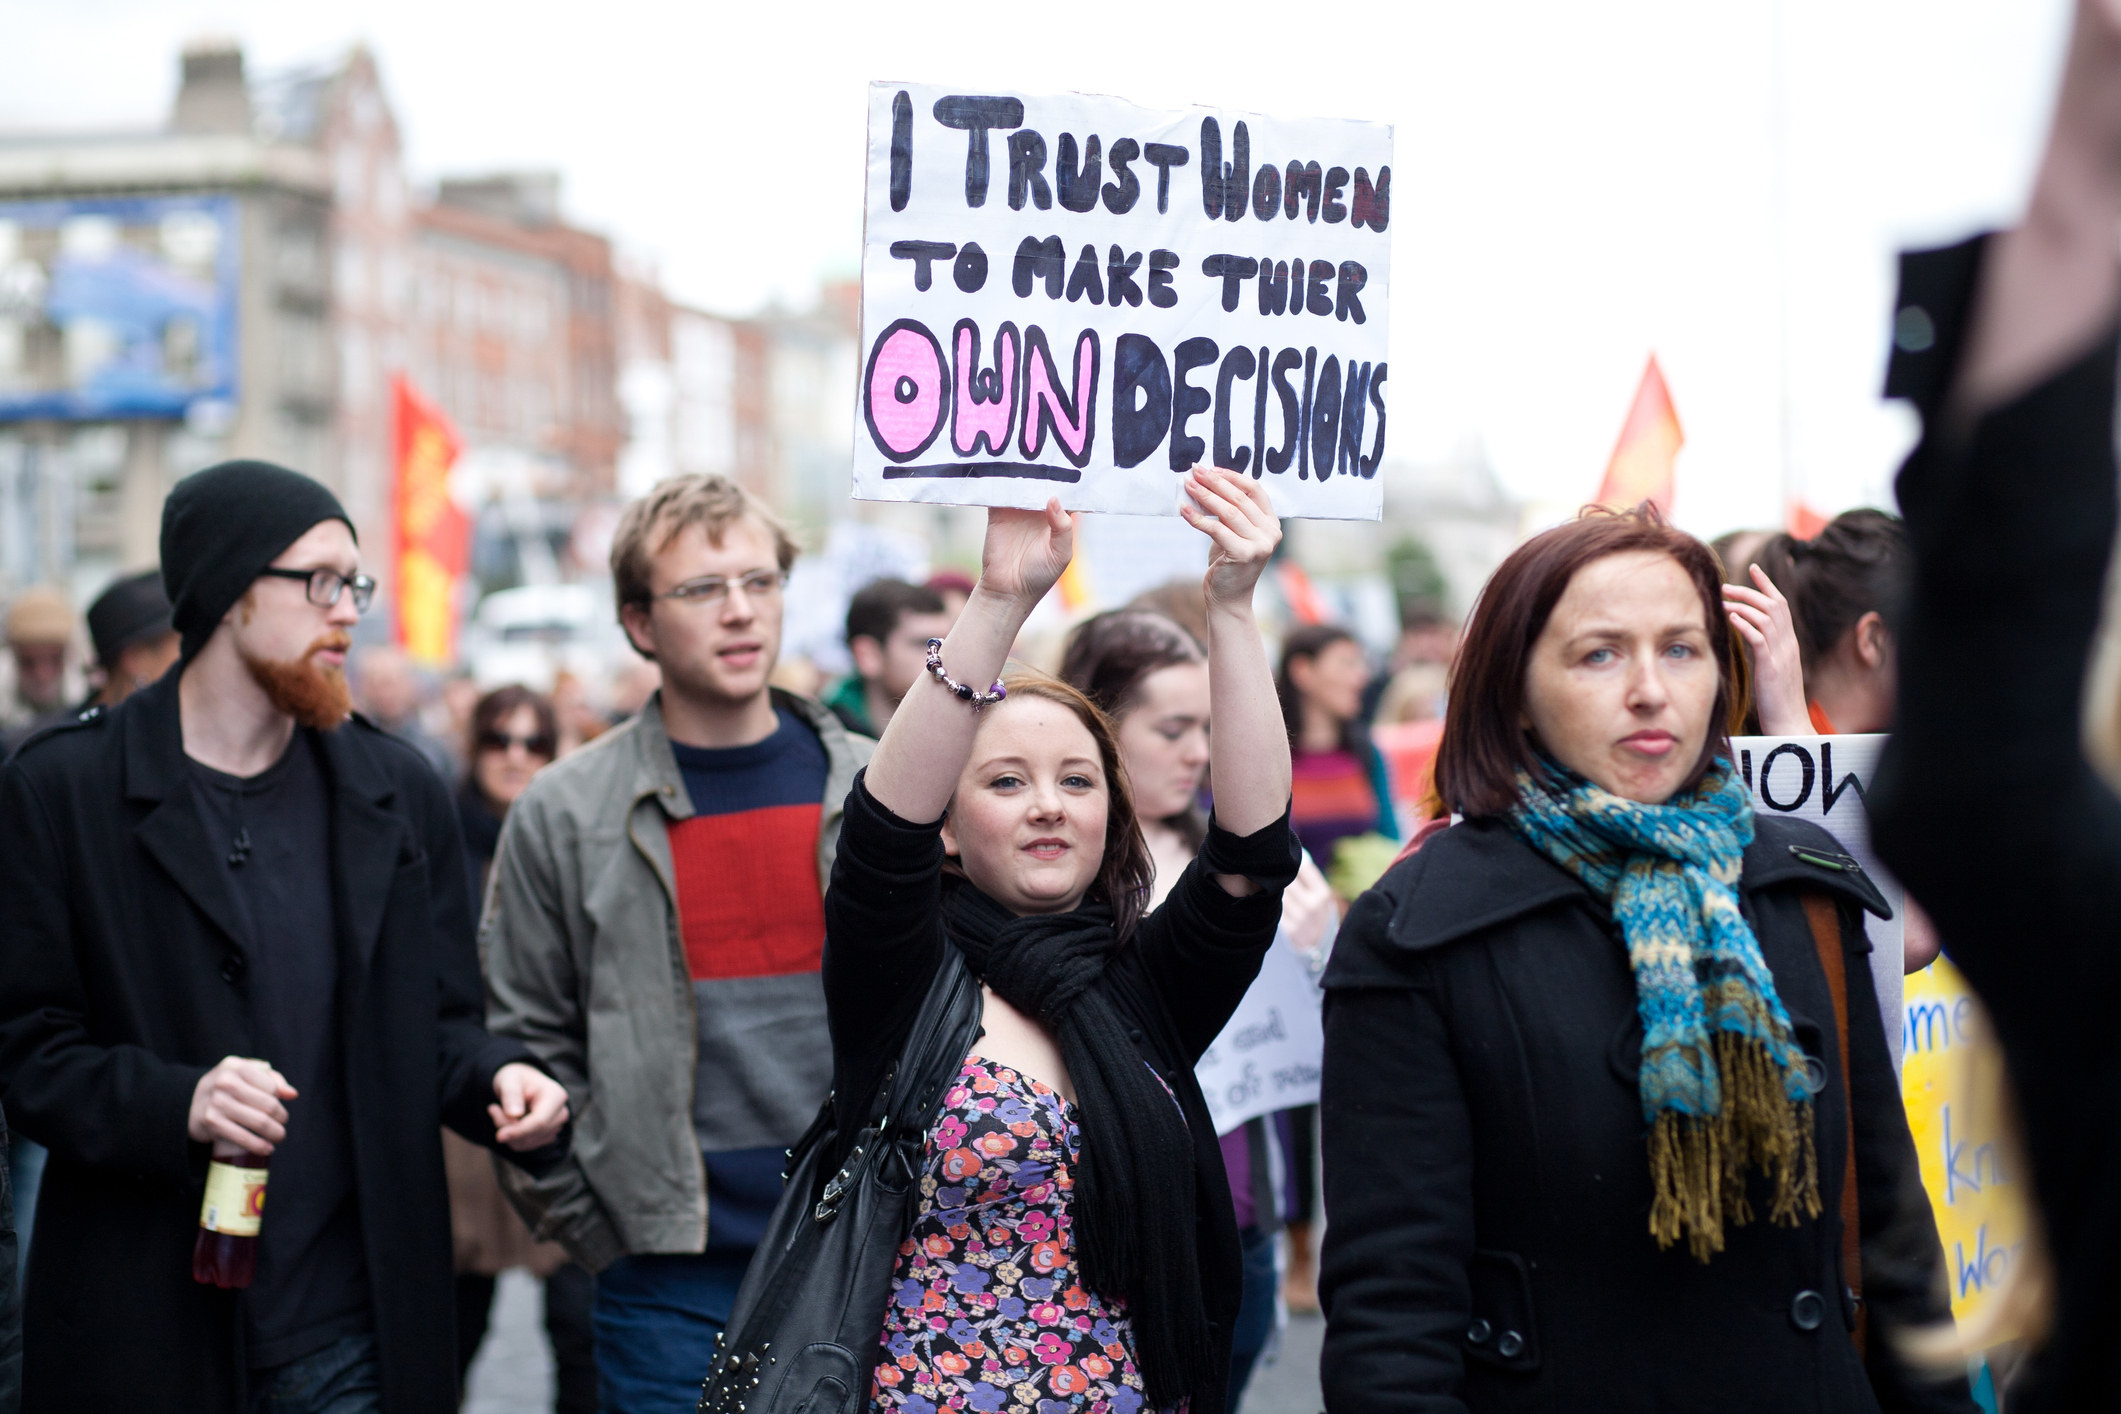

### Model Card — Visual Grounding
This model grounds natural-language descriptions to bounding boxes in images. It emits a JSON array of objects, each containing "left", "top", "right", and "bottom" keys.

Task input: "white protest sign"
[
  {"left": 1195, "top": 938, "right": 1325, "bottom": 1135},
  {"left": 1731, "top": 734, "right": 1905, "bottom": 1069},
  {"left": 858, "top": 83, "right": 1393, "bottom": 520}
]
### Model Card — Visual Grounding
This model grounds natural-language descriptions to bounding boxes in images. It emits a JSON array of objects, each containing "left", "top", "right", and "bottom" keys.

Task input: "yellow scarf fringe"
[{"left": 1646, "top": 1022, "right": 1822, "bottom": 1261}]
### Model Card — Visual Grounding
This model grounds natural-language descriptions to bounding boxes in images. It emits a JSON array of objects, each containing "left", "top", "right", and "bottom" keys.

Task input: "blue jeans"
[
  {"left": 248, "top": 1332, "right": 382, "bottom": 1414},
  {"left": 1226, "top": 1225, "right": 1280, "bottom": 1404},
  {"left": 593, "top": 1250, "right": 753, "bottom": 1414}
]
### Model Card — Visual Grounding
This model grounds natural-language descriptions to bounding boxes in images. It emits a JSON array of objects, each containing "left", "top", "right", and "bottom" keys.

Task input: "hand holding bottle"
[{"left": 187, "top": 1054, "right": 297, "bottom": 1156}]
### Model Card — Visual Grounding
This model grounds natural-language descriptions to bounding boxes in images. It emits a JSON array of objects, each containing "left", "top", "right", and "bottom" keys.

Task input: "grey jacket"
[{"left": 482, "top": 690, "right": 872, "bottom": 1271}]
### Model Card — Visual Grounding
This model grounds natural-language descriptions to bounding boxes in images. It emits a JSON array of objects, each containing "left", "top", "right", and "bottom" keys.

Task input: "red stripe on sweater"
[{"left": 667, "top": 804, "right": 826, "bottom": 979}]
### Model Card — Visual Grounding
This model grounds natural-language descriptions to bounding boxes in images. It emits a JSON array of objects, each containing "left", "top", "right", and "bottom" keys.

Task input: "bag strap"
[{"left": 1801, "top": 892, "right": 1867, "bottom": 1358}]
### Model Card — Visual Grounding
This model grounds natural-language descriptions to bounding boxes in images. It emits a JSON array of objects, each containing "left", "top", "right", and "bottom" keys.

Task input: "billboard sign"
[{"left": 0, "top": 194, "right": 240, "bottom": 421}]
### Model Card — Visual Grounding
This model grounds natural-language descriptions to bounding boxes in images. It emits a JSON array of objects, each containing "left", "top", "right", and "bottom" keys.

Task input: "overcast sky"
[{"left": 0, "top": 0, "right": 2075, "bottom": 536}]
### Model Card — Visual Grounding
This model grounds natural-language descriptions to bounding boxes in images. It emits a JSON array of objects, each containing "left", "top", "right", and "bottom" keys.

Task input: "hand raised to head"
[
  {"left": 1180, "top": 466, "right": 1283, "bottom": 611},
  {"left": 977, "top": 498, "right": 1078, "bottom": 607}
]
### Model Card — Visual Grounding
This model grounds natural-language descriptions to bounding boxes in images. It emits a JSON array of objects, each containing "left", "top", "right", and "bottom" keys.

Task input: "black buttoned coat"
[
  {"left": 1318, "top": 815, "right": 1974, "bottom": 1414},
  {"left": 0, "top": 671, "right": 547, "bottom": 1414}
]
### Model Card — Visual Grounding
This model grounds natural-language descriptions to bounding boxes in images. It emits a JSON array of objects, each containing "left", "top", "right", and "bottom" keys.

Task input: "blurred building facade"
[
  {"left": 0, "top": 39, "right": 631, "bottom": 613},
  {"left": 616, "top": 270, "right": 859, "bottom": 532}
]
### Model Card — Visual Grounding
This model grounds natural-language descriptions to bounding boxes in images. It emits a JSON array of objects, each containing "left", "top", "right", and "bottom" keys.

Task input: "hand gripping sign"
[{"left": 858, "top": 83, "right": 1394, "bottom": 519}]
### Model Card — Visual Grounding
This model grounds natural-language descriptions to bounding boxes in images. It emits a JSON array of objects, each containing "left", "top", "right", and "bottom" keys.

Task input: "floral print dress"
[{"left": 868, "top": 1056, "right": 1175, "bottom": 1414}]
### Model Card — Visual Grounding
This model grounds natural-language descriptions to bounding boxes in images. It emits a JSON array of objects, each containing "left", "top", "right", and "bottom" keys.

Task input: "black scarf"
[{"left": 940, "top": 882, "right": 1214, "bottom": 1408}]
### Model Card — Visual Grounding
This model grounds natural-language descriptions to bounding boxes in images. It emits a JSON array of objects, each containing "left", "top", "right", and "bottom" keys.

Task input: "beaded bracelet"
[{"left": 925, "top": 638, "right": 1007, "bottom": 710}]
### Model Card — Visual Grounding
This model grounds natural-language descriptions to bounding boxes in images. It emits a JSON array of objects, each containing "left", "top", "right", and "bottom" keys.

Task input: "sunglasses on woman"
[{"left": 478, "top": 729, "right": 557, "bottom": 757}]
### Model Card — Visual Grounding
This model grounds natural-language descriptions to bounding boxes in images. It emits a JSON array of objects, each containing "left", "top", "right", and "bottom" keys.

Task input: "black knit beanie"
[{"left": 161, "top": 460, "right": 356, "bottom": 661}]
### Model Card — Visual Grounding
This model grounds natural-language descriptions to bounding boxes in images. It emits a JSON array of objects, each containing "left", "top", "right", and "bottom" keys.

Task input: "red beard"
[{"left": 241, "top": 632, "right": 353, "bottom": 730}]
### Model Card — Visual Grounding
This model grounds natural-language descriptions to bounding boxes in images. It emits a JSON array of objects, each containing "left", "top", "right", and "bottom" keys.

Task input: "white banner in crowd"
[
  {"left": 1195, "top": 939, "right": 1326, "bottom": 1135},
  {"left": 856, "top": 82, "right": 1393, "bottom": 520},
  {"left": 1730, "top": 734, "right": 1905, "bottom": 1069}
]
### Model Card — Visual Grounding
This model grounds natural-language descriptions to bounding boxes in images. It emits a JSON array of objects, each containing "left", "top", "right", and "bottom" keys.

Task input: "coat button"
[
  {"left": 1465, "top": 1319, "right": 1491, "bottom": 1344},
  {"left": 220, "top": 955, "right": 246, "bottom": 983},
  {"left": 1790, "top": 1289, "right": 1825, "bottom": 1331},
  {"left": 1802, "top": 1056, "right": 1827, "bottom": 1095},
  {"left": 1496, "top": 1330, "right": 1525, "bottom": 1359}
]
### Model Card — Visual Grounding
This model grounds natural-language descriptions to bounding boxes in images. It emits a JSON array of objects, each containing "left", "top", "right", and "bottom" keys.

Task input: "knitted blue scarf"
[{"left": 1510, "top": 756, "right": 1820, "bottom": 1259}]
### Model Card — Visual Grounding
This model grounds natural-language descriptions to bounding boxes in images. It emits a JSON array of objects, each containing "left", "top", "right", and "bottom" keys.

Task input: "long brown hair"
[
  {"left": 1058, "top": 611, "right": 1209, "bottom": 852},
  {"left": 1434, "top": 504, "right": 1733, "bottom": 819},
  {"left": 950, "top": 669, "right": 1156, "bottom": 941}
]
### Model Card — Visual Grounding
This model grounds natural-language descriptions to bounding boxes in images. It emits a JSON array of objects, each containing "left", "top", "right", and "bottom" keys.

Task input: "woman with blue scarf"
[{"left": 1317, "top": 509, "right": 1973, "bottom": 1414}]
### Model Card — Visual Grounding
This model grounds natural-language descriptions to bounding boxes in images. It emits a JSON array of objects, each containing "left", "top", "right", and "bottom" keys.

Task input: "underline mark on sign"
[{"left": 880, "top": 461, "right": 1084, "bottom": 482}]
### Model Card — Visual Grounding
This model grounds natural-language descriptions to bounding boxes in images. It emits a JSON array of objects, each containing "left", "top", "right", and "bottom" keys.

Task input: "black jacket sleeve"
[
  {"left": 1834, "top": 903, "right": 1970, "bottom": 1413},
  {"left": 1130, "top": 806, "right": 1299, "bottom": 1063},
  {"left": 405, "top": 756, "right": 561, "bottom": 1170},
  {"left": 1872, "top": 237, "right": 2121, "bottom": 1021},
  {"left": 0, "top": 1101, "right": 20, "bottom": 1414},
  {"left": 1318, "top": 968, "right": 1476, "bottom": 1414},
  {"left": 822, "top": 769, "right": 949, "bottom": 1134}
]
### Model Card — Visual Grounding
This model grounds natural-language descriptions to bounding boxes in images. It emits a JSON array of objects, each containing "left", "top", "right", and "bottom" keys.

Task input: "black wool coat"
[
  {"left": 1319, "top": 814, "right": 1974, "bottom": 1414},
  {"left": 0, "top": 672, "right": 553, "bottom": 1414}
]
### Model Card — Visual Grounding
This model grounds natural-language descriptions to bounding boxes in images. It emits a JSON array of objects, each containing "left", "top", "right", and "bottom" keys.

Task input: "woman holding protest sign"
[
  {"left": 820, "top": 466, "right": 1297, "bottom": 1414},
  {"left": 1057, "top": 608, "right": 1337, "bottom": 1403},
  {"left": 1317, "top": 505, "right": 1971, "bottom": 1413}
]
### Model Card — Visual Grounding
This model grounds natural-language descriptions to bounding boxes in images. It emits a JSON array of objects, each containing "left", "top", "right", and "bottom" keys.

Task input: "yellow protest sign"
[{"left": 1901, "top": 956, "right": 2030, "bottom": 1326}]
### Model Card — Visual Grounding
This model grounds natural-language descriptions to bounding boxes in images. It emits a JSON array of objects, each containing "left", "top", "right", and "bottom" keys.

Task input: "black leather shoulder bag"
[{"left": 699, "top": 946, "right": 981, "bottom": 1414}]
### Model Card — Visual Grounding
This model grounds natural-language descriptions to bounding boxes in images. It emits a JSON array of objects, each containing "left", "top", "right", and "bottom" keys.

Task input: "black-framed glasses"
[
  {"left": 257, "top": 566, "right": 377, "bottom": 614},
  {"left": 652, "top": 569, "right": 787, "bottom": 608}
]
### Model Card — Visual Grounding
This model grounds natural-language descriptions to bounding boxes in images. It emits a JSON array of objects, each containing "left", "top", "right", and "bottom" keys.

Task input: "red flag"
[
  {"left": 1787, "top": 501, "right": 1829, "bottom": 540},
  {"left": 1597, "top": 355, "right": 1683, "bottom": 515},
  {"left": 392, "top": 376, "right": 470, "bottom": 665},
  {"left": 1278, "top": 561, "right": 1331, "bottom": 625}
]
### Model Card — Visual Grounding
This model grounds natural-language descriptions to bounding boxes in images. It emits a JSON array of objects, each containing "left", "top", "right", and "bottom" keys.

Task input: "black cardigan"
[
  {"left": 820, "top": 771, "right": 1298, "bottom": 1414},
  {"left": 1870, "top": 235, "right": 2121, "bottom": 1413},
  {"left": 1319, "top": 816, "right": 1972, "bottom": 1414}
]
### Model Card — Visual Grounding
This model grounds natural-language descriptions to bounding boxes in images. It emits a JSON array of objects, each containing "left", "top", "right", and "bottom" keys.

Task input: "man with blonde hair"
[{"left": 484, "top": 475, "right": 871, "bottom": 1414}]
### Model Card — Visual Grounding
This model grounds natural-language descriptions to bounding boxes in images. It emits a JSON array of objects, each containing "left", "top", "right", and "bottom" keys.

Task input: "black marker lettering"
[
  {"left": 1284, "top": 161, "right": 1322, "bottom": 222},
  {"left": 1012, "top": 236, "right": 1067, "bottom": 298},
  {"left": 1057, "top": 133, "right": 1102, "bottom": 214},
  {"left": 1351, "top": 166, "right": 1391, "bottom": 231},
  {"left": 1065, "top": 243, "right": 1104, "bottom": 304},
  {"left": 1266, "top": 347, "right": 1303, "bottom": 474},
  {"left": 1106, "top": 246, "right": 1144, "bottom": 308},
  {"left": 1147, "top": 249, "right": 1180, "bottom": 308},
  {"left": 1214, "top": 345, "right": 1258, "bottom": 473},
  {"left": 1202, "top": 254, "right": 1260, "bottom": 313},
  {"left": 889, "top": 240, "right": 956, "bottom": 292},
  {"left": 1335, "top": 261, "right": 1368, "bottom": 323},
  {"left": 932, "top": 96, "right": 1024, "bottom": 207},
  {"left": 1103, "top": 137, "right": 1142, "bottom": 214},
  {"left": 1321, "top": 165, "right": 1349, "bottom": 223},
  {"left": 889, "top": 90, "right": 913, "bottom": 212},
  {"left": 1143, "top": 143, "right": 1190, "bottom": 214},
  {"left": 1112, "top": 333, "right": 1172, "bottom": 469},
  {"left": 1170, "top": 336, "right": 1219, "bottom": 472},
  {"left": 1310, "top": 354, "right": 1341, "bottom": 479},
  {"left": 953, "top": 242, "right": 988, "bottom": 293},
  {"left": 1008, "top": 131, "right": 1052, "bottom": 211}
]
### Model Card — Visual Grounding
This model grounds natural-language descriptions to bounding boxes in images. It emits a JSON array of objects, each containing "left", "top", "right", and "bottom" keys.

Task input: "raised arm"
[
  {"left": 862, "top": 499, "right": 1076, "bottom": 824},
  {"left": 1183, "top": 467, "right": 1292, "bottom": 858},
  {"left": 1950, "top": 0, "right": 2121, "bottom": 419}
]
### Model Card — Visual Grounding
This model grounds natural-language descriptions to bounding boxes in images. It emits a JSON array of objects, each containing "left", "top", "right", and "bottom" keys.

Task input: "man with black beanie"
[{"left": 0, "top": 459, "right": 571, "bottom": 1414}]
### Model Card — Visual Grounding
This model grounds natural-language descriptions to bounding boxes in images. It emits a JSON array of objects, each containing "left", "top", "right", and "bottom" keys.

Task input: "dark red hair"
[{"left": 1433, "top": 504, "right": 1733, "bottom": 819}]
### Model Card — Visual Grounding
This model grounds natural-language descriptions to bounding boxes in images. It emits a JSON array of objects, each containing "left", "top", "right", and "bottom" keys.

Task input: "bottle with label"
[{"left": 193, "top": 1141, "right": 269, "bottom": 1288}]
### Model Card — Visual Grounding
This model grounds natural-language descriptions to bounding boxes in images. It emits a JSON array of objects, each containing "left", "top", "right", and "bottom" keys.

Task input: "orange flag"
[
  {"left": 1597, "top": 355, "right": 1683, "bottom": 515},
  {"left": 392, "top": 376, "right": 470, "bottom": 665}
]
